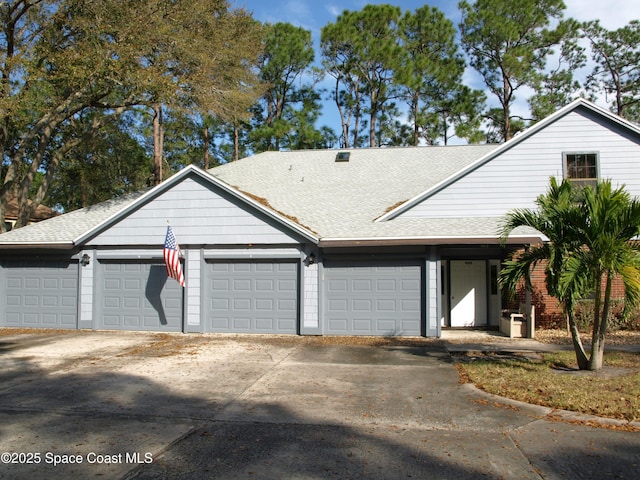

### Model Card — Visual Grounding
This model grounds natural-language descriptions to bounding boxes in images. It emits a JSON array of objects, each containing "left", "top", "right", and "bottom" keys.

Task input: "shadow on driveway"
[{"left": 0, "top": 334, "right": 638, "bottom": 479}]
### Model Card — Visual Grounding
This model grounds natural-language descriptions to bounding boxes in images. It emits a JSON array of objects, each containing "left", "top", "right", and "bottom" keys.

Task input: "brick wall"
[{"left": 508, "top": 254, "right": 627, "bottom": 329}]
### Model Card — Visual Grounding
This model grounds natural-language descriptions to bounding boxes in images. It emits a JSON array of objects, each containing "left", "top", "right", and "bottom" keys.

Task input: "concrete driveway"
[{"left": 0, "top": 331, "right": 638, "bottom": 479}]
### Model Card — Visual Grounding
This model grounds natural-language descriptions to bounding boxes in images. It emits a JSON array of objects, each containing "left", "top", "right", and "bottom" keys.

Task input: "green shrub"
[{"left": 574, "top": 299, "right": 640, "bottom": 332}]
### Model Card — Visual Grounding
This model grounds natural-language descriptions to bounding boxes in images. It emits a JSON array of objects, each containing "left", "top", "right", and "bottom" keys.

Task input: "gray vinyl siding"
[
  {"left": 78, "top": 250, "right": 94, "bottom": 329},
  {"left": 185, "top": 248, "right": 201, "bottom": 332},
  {"left": 399, "top": 109, "right": 640, "bottom": 219},
  {"left": 425, "top": 254, "right": 440, "bottom": 337},
  {"left": 302, "top": 259, "right": 320, "bottom": 333},
  {"left": 89, "top": 176, "right": 300, "bottom": 246}
]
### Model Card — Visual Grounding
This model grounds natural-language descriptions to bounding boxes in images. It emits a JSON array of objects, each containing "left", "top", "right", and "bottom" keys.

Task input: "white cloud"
[
  {"left": 564, "top": 0, "right": 640, "bottom": 29},
  {"left": 325, "top": 5, "right": 343, "bottom": 19}
]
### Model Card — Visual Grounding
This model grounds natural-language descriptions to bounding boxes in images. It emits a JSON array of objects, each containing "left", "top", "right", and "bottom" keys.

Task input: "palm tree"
[
  {"left": 500, "top": 178, "right": 640, "bottom": 371},
  {"left": 560, "top": 181, "right": 640, "bottom": 370},
  {"left": 499, "top": 178, "right": 589, "bottom": 369}
]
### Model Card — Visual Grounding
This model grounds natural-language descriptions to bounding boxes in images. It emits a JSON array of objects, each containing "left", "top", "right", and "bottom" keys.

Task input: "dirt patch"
[
  {"left": 453, "top": 350, "right": 544, "bottom": 363},
  {"left": 0, "top": 328, "right": 91, "bottom": 337},
  {"left": 115, "top": 333, "right": 212, "bottom": 357},
  {"left": 21, "top": 331, "right": 445, "bottom": 358}
]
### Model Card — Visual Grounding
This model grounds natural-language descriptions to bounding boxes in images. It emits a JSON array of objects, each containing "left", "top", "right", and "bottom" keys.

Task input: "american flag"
[{"left": 164, "top": 225, "right": 185, "bottom": 287}]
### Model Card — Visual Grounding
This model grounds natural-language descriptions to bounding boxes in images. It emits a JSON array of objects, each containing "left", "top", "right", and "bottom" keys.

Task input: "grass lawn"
[{"left": 455, "top": 350, "right": 640, "bottom": 422}]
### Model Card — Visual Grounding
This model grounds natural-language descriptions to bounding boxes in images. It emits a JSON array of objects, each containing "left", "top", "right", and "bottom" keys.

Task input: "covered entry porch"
[{"left": 438, "top": 246, "right": 534, "bottom": 337}]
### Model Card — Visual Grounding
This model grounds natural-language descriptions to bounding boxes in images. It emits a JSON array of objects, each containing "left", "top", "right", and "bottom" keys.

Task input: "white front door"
[{"left": 450, "top": 260, "right": 487, "bottom": 327}]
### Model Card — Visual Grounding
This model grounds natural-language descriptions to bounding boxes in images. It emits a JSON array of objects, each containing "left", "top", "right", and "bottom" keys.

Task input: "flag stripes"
[{"left": 164, "top": 225, "right": 185, "bottom": 287}]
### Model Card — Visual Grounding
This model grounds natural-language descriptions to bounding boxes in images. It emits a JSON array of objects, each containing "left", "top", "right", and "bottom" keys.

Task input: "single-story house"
[{"left": 1, "top": 99, "right": 640, "bottom": 336}]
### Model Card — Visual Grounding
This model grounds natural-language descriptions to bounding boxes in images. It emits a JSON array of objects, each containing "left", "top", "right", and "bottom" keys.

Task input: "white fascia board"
[
  {"left": 0, "top": 241, "right": 74, "bottom": 250},
  {"left": 318, "top": 233, "right": 545, "bottom": 247}
]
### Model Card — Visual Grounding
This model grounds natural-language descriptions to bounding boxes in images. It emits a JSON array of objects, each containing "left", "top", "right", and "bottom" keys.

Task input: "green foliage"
[
  {"left": 321, "top": 4, "right": 403, "bottom": 148},
  {"left": 2, "top": 0, "right": 639, "bottom": 224},
  {"left": 0, "top": 0, "right": 264, "bottom": 226},
  {"left": 529, "top": 19, "right": 586, "bottom": 121},
  {"left": 248, "top": 22, "right": 330, "bottom": 152},
  {"left": 459, "top": 0, "right": 572, "bottom": 141},
  {"left": 573, "top": 299, "right": 640, "bottom": 332},
  {"left": 397, "top": 5, "right": 485, "bottom": 145},
  {"left": 583, "top": 19, "right": 640, "bottom": 123},
  {"left": 45, "top": 112, "right": 151, "bottom": 211},
  {"left": 501, "top": 178, "right": 640, "bottom": 370}
]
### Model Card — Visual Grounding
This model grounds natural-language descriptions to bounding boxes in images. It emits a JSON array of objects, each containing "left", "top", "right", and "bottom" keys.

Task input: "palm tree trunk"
[
  {"left": 589, "top": 272, "right": 612, "bottom": 371},
  {"left": 567, "top": 307, "right": 589, "bottom": 370}
]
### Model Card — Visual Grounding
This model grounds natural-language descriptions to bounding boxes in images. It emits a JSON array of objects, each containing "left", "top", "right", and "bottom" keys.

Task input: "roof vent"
[{"left": 335, "top": 151, "right": 350, "bottom": 162}]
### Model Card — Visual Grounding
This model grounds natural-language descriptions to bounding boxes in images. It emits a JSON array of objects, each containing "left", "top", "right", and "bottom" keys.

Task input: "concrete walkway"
[{"left": 0, "top": 330, "right": 638, "bottom": 479}]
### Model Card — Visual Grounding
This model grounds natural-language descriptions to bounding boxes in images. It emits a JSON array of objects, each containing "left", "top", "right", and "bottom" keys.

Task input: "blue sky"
[{"left": 231, "top": 0, "right": 640, "bottom": 138}]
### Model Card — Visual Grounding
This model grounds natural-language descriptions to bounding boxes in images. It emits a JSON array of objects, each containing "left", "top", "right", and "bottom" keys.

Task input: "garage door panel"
[
  {"left": 256, "top": 298, "right": 274, "bottom": 310},
  {"left": 402, "top": 299, "right": 421, "bottom": 311},
  {"left": 353, "top": 279, "right": 372, "bottom": 291},
  {"left": 353, "top": 299, "right": 372, "bottom": 311},
  {"left": 256, "top": 279, "right": 274, "bottom": 291},
  {"left": 42, "top": 295, "right": 59, "bottom": 307},
  {"left": 402, "top": 278, "right": 420, "bottom": 290},
  {"left": 124, "top": 297, "right": 141, "bottom": 308},
  {"left": 124, "top": 279, "right": 141, "bottom": 290},
  {"left": 24, "top": 278, "right": 40, "bottom": 289},
  {"left": 213, "top": 279, "right": 230, "bottom": 291},
  {"left": 123, "top": 315, "right": 141, "bottom": 327},
  {"left": 211, "top": 317, "right": 230, "bottom": 329},
  {"left": 234, "top": 279, "right": 252, "bottom": 291},
  {"left": 256, "top": 318, "right": 274, "bottom": 329},
  {"left": 377, "top": 279, "right": 396, "bottom": 291},
  {"left": 376, "top": 319, "right": 396, "bottom": 331},
  {"left": 377, "top": 299, "right": 396, "bottom": 311},
  {"left": 22, "top": 313, "right": 38, "bottom": 325},
  {"left": 255, "top": 263, "right": 274, "bottom": 273},
  {"left": 234, "top": 298, "right": 251, "bottom": 310},
  {"left": 24, "top": 295, "right": 39, "bottom": 306},
  {"left": 353, "top": 319, "right": 372, "bottom": 331},
  {"left": 204, "top": 261, "right": 298, "bottom": 334},
  {"left": 324, "top": 261, "right": 422, "bottom": 336},
  {"left": 1, "top": 258, "right": 78, "bottom": 329},
  {"left": 328, "top": 278, "right": 348, "bottom": 292},
  {"left": 328, "top": 318, "right": 348, "bottom": 332},
  {"left": 97, "top": 262, "right": 183, "bottom": 332},
  {"left": 233, "top": 318, "right": 250, "bottom": 329},
  {"left": 278, "top": 299, "right": 296, "bottom": 310}
]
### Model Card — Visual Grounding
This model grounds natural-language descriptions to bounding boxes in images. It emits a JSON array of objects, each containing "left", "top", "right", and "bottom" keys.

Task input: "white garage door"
[
  {"left": 323, "top": 260, "right": 422, "bottom": 336},
  {"left": 0, "top": 258, "right": 78, "bottom": 329},
  {"left": 96, "top": 261, "right": 183, "bottom": 331},
  {"left": 203, "top": 261, "right": 298, "bottom": 334}
]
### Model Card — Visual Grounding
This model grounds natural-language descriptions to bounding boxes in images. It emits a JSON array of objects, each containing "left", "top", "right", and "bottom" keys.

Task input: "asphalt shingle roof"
[
  {"left": 209, "top": 145, "right": 503, "bottom": 240},
  {"left": 0, "top": 191, "right": 146, "bottom": 245},
  {"left": 0, "top": 144, "right": 539, "bottom": 246}
]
